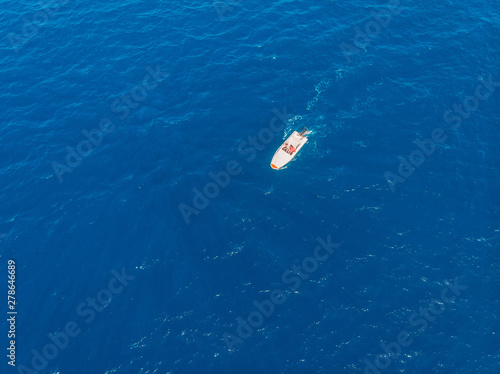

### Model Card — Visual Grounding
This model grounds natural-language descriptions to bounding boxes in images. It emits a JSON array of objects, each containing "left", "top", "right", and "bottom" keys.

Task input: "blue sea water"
[{"left": 1, "top": 0, "right": 499, "bottom": 373}]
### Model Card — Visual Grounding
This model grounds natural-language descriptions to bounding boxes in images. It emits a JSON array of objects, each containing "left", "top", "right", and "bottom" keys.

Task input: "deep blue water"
[{"left": 1, "top": 0, "right": 499, "bottom": 373}]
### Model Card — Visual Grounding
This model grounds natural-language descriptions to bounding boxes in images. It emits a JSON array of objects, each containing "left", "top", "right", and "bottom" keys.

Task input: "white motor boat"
[{"left": 270, "top": 128, "right": 308, "bottom": 170}]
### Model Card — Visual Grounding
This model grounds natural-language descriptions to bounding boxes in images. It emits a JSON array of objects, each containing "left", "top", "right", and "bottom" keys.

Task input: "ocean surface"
[{"left": 1, "top": 0, "right": 499, "bottom": 373}]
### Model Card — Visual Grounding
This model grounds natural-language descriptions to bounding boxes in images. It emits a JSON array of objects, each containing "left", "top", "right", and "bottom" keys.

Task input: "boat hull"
[{"left": 270, "top": 131, "right": 308, "bottom": 169}]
